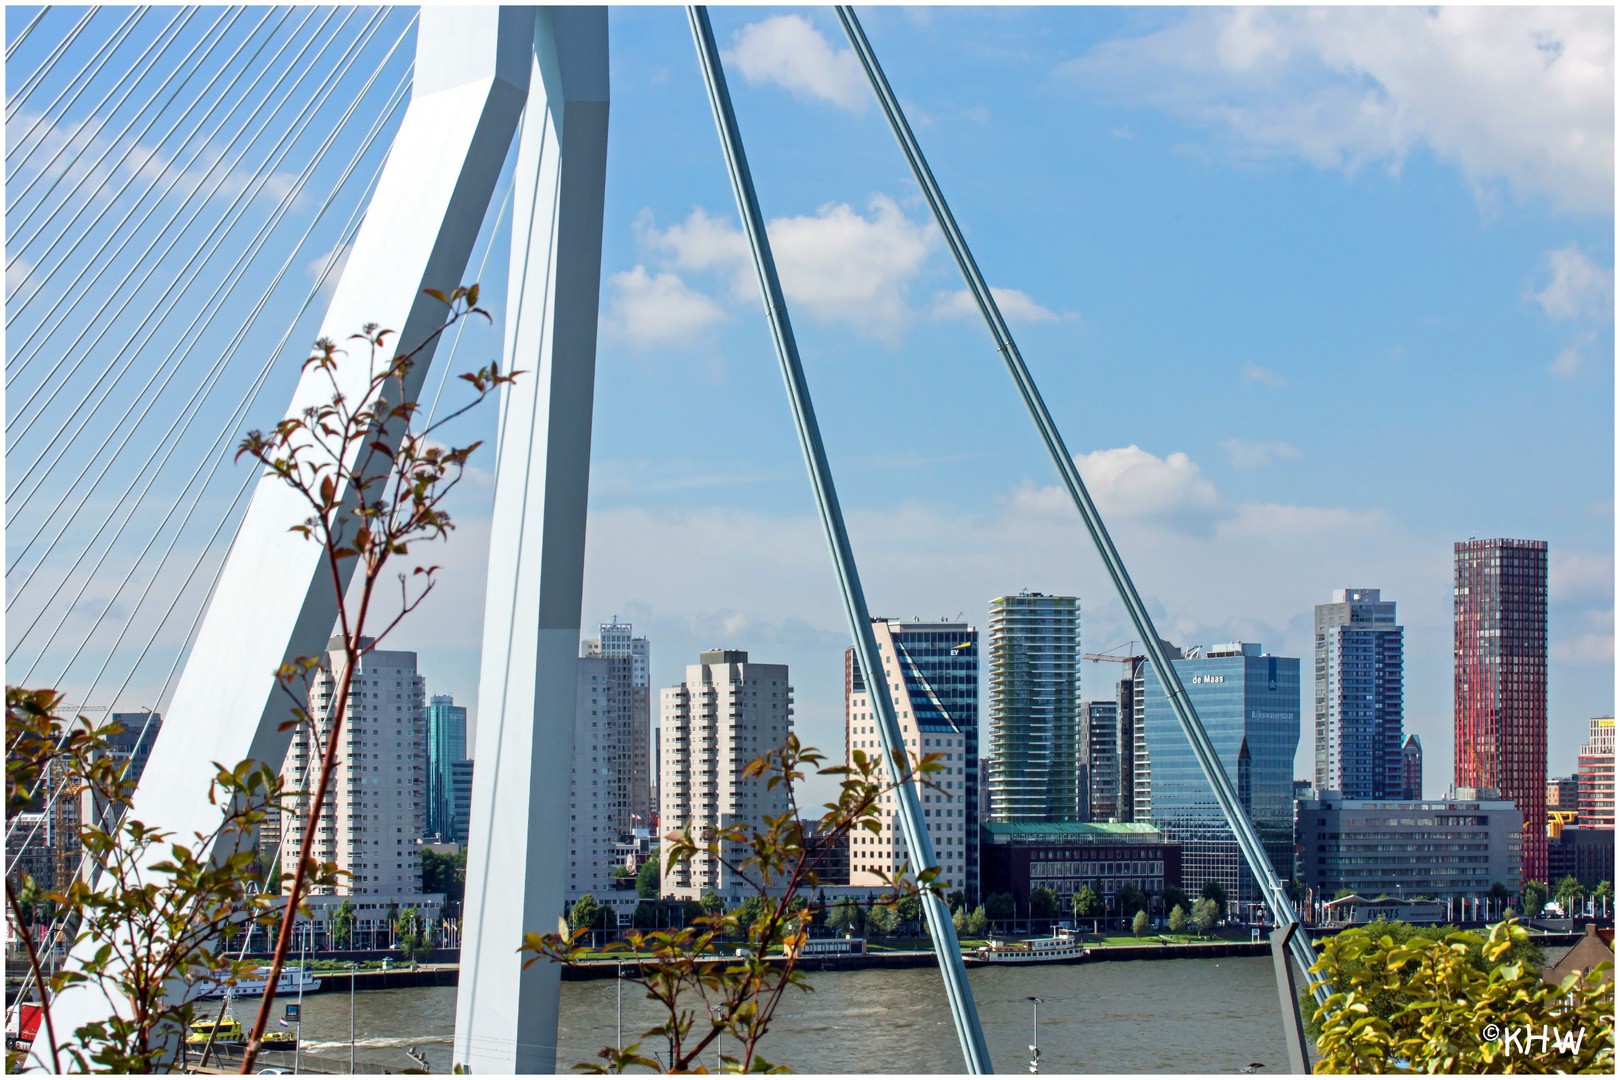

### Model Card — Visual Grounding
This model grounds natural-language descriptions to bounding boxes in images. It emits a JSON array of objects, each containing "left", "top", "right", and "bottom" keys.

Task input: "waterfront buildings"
[
  {"left": 569, "top": 656, "right": 633, "bottom": 912},
  {"left": 283, "top": 638, "right": 427, "bottom": 896},
  {"left": 801, "top": 818, "right": 850, "bottom": 886},
  {"left": 1081, "top": 700, "right": 1119, "bottom": 822},
  {"left": 1136, "top": 642, "right": 1299, "bottom": 905},
  {"left": 1548, "top": 827, "right": 1614, "bottom": 888},
  {"left": 1454, "top": 538, "right": 1549, "bottom": 883},
  {"left": 1296, "top": 792, "right": 1523, "bottom": 902},
  {"left": 1578, "top": 716, "right": 1615, "bottom": 828},
  {"left": 988, "top": 592, "right": 1081, "bottom": 824},
  {"left": 582, "top": 619, "right": 652, "bottom": 829},
  {"left": 1402, "top": 735, "right": 1423, "bottom": 801},
  {"left": 1313, "top": 589, "right": 1404, "bottom": 800},
  {"left": 845, "top": 620, "right": 978, "bottom": 896},
  {"left": 660, "top": 650, "right": 792, "bottom": 904},
  {"left": 979, "top": 822, "right": 1180, "bottom": 915},
  {"left": 1548, "top": 774, "right": 1581, "bottom": 816},
  {"left": 426, "top": 695, "right": 468, "bottom": 843},
  {"left": 450, "top": 759, "right": 474, "bottom": 846}
]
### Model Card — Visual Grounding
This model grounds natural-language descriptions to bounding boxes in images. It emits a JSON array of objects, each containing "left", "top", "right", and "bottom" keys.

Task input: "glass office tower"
[
  {"left": 426, "top": 694, "right": 468, "bottom": 843},
  {"left": 988, "top": 592, "right": 1081, "bottom": 824}
]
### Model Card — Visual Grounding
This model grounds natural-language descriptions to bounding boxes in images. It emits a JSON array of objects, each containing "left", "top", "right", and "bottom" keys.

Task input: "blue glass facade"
[
  {"left": 1138, "top": 644, "right": 1299, "bottom": 904},
  {"left": 426, "top": 694, "right": 468, "bottom": 843}
]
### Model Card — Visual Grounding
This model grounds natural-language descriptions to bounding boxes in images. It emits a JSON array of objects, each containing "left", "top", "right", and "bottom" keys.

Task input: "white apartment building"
[
  {"left": 568, "top": 655, "right": 633, "bottom": 914},
  {"left": 581, "top": 620, "right": 652, "bottom": 832},
  {"left": 281, "top": 637, "right": 426, "bottom": 897},
  {"left": 660, "top": 650, "right": 791, "bottom": 905},
  {"left": 845, "top": 620, "right": 976, "bottom": 894}
]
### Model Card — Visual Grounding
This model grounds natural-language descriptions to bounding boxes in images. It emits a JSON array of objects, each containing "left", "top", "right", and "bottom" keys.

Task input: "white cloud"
[
  {"left": 606, "top": 265, "right": 728, "bottom": 345},
  {"left": 639, "top": 207, "right": 754, "bottom": 300},
  {"left": 1220, "top": 438, "right": 1299, "bottom": 469},
  {"left": 931, "top": 286, "right": 1065, "bottom": 324},
  {"left": 1243, "top": 363, "right": 1284, "bottom": 386},
  {"left": 1533, "top": 243, "right": 1613, "bottom": 323},
  {"left": 724, "top": 14, "right": 868, "bottom": 111},
  {"left": 1058, "top": 7, "right": 1615, "bottom": 214},
  {"left": 1551, "top": 550, "right": 1614, "bottom": 604},
  {"left": 1070, "top": 444, "right": 1226, "bottom": 534}
]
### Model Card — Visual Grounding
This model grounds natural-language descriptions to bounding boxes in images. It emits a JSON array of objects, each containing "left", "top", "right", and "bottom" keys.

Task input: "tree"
[
  {"left": 331, "top": 897, "right": 356, "bottom": 951},
  {"left": 1072, "top": 885, "right": 1103, "bottom": 920},
  {"left": 570, "top": 894, "right": 602, "bottom": 933},
  {"left": 1200, "top": 880, "right": 1228, "bottom": 914},
  {"left": 681, "top": 899, "right": 706, "bottom": 926},
  {"left": 1161, "top": 885, "right": 1190, "bottom": 917},
  {"left": 896, "top": 893, "right": 922, "bottom": 926},
  {"left": 1487, "top": 880, "right": 1511, "bottom": 917},
  {"left": 966, "top": 906, "right": 988, "bottom": 938},
  {"left": 421, "top": 848, "right": 466, "bottom": 904},
  {"left": 952, "top": 906, "right": 968, "bottom": 937},
  {"left": 1309, "top": 917, "right": 1612, "bottom": 1073},
  {"left": 1028, "top": 887, "right": 1058, "bottom": 920},
  {"left": 1168, "top": 904, "right": 1187, "bottom": 935},
  {"left": 947, "top": 889, "right": 965, "bottom": 914},
  {"left": 632, "top": 902, "right": 661, "bottom": 930},
  {"left": 732, "top": 896, "right": 767, "bottom": 941},
  {"left": 636, "top": 853, "right": 660, "bottom": 898},
  {"left": 1190, "top": 898, "right": 1218, "bottom": 938},
  {"left": 1554, "top": 874, "right": 1585, "bottom": 915},
  {"left": 1131, "top": 909, "right": 1150, "bottom": 938},
  {"left": 1521, "top": 878, "right": 1549, "bottom": 918},
  {"left": 1595, "top": 880, "right": 1613, "bottom": 918},
  {"left": 984, "top": 892, "right": 1015, "bottom": 922},
  {"left": 1115, "top": 883, "right": 1148, "bottom": 919},
  {"left": 700, "top": 889, "right": 724, "bottom": 917},
  {"left": 827, "top": 898, "right": 863, "bottom": 935},
  {"left": 1285, "top": 876, "right": 1302, "bottom": 903},
  {"left": 865, "top": 903, "right": 899, "bottom": 938},
  {"left": 394, "top": 906, "right": 434, "bottom": 964}
]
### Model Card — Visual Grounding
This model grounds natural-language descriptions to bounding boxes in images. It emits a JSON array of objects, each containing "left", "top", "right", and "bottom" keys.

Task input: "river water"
[{"left": 222, "top": 955, "right": 1303, "bottom": 1074}]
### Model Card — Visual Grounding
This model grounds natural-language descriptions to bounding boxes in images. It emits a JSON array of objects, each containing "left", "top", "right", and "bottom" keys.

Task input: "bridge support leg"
[
  {"left": 1270, "top": 922, "right": 1312, "bottom": 1074},
  {"left": 452, "top": 8, "right": 609, "bottom": 1073}
]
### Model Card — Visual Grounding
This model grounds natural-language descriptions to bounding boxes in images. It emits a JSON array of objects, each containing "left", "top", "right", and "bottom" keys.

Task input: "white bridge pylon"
[{"left": 44, "top": 7, "right": 607, "bottom": 1074}]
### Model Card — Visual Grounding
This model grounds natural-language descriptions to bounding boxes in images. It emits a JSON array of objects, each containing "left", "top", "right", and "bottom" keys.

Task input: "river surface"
[{"left": 217, "top": 955, "right": 1306, "bottom": 1074}]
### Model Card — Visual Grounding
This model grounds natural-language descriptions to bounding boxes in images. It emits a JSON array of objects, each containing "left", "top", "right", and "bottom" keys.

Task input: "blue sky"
[{"left": 8, "top": 5, "right": 1614, "bottom": 806}]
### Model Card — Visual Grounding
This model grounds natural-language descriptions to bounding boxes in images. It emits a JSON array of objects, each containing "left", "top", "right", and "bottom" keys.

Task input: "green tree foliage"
[
  {"left": 421, "top": 848, "right": 467, "bottom": 904},
  {"left": 636, "top": 853, "right": 660, "bottom": 898},
  {"left": 1168, "top": 904, "right": 1187, "bottom": 935},
  {"left": 1131, "top": 909, "right": 1150, "bottom": 938},
  {"left": 966, "top": 906, "right": 988, "bottom": 938},
  {"left": 1522, "top": 879, "right": 1550, "bottom": 918},
  {"left": 1190, "top": 898, "right": 1218, "bottom": 937},
  {"left": 700, "top": 889, "right": 724, "bottom": 916},
  {"left": 865, "top": 903, "right": 899, "bottom": 938},
  {"left": 1309, "top": 917, "right": 1613, "bottom": 1073},
  {"left": 1488, "top": 880, "right": 1511, "bottom": 915},
  {"left": 681, "top": 899, "right": 707, "bottom": 926},
  {"left": 1114, "top": 883, "right": 1148, "bottom": 918},
  {"left": 732, "top": 896, "right": 767, "bottom": 941},
  {"left": 1595, "top": 880, "right": 1613, "bottom": 917},
  {"left": 1161, "top": 885, "right": 1190, "bottom": 916},
  {"left": 827, "top": 898, "right": 863, "bottom": 935},
  {"left": 896, "top": 893, "right": 922, "bottom": 925},
  {"left": 952, "top": 906, "right": 968, "bottom": 937},
  {"left": 1200, "top": 879, "right": 1228, "bottom": 912},
  {"left": 569, "top": 894, "right": 602, "bottom": 933},
  {"left": 632, "top": 902, "right": 661, "bottom": 930},
  {"left": 394, "top": 906, "right": 435, "bottom": 964},
  {"left": 984, "top": 892, "right": 1015, "bottom": 921},
  {"left": 947, "top": 889, "right": 965, "bottom": 914},
  {"left": 331, "top": 898, "right": 356, "bottom": 950},
  {"left": 1285, "top": 876, "right": 1302, "bottom": 903},
  {"left": 1072, "top": 885, "right": 1104, "bottom": 920},
  {"left": 1028, "top": 887, "right": 1058, "bottom": 919},
  {"left": 1554, "top": 875, "right": 1585, "bottom": 914}
]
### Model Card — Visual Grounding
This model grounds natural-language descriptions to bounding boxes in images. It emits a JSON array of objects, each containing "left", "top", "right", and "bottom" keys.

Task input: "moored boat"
[
  {"left": 184, "top": 1016, "right": 297, "bottom": 1052},
  {"left": 194, "top": 964, "right": 322, "bottom": 999},
  {"left": 971, "top": 927, "right": 1088, "bottom": 964}
]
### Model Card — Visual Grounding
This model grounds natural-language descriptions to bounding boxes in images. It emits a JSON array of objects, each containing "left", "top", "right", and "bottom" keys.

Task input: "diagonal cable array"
[{"left": 5, "top": 7, "right": 432, "bottom": 743}]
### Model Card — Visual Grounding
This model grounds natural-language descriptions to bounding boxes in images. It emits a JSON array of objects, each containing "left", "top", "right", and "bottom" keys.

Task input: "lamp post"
[
  {"left": 1027, "top": 996, "right": 1044, "bottom": 1074},
  {"left": 349, "top": 961, "right": 357, "bottom": 1073}
]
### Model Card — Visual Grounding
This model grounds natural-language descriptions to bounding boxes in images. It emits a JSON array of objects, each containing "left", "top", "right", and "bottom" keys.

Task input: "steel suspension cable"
[
  {"left": 3, "top": 5, "right": 310, "bottom": 380},
  {"left": 423, "top": 171, "right": 514, "bottom": 430},
  {"left": 5, "top": 11, "right": 399, "bottom": 616},
  {"left": 5, "top": 5, "right": 53, "bottom": 61},
  {"left": 3, "top": 5, "right": 362, "bottom": 469},
  {"left": 5, "top": 6, "right": 95, "bottom": 121},
  {"left": 6, "top": 6, "right": 277, "bottom": 323},
  {"left": 834, "top": 4, "right": 1325, "bottom": 1003},
  {"left": 6, "top": 5, "right": 148, "bottom": 164},
  {"left": 6, "top": 5, "right": 202, "bottom": 247},
  {"left": 29, "top": 64, "right": 412, "bottom": 696},
  {"left": 688, "top": 7, "right": 993, "bottom": 1072},
  {"left": 7, "top": 6, "right": 227, "bottom": 272}
]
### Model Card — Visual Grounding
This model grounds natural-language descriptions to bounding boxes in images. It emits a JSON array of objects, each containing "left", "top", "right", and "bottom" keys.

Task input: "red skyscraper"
[{"left": 1454, "top": 539, "right": 1549, "bottom": 884}]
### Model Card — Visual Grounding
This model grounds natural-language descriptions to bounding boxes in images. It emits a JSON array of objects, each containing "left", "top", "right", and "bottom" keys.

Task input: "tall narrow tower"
[
  {"left": 1454, "top": 538, "right": 1548, "bottom": 884},
  {"left": 1314, "top": 588, "right": 1404, "bottom": 799},
  {"left": 988, "top": 592, "right": 1081, "bottom": 824}
]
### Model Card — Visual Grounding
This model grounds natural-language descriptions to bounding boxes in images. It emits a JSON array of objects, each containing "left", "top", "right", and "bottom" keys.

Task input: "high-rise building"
[
  {"left": 282, "top": 638, "right": 427, "bottom": 896},
  {"left": 1313, "top": 589, "right": 1404, "bottom": 800},
  {"left": 1547, "top": 774, "right": 1581, "bottom": 814},
  {"left": 845, "top": 620, "right": 979, "bottom": 897},
  {"left": 426, "top": 695, "right": 468, "bottom": 842},
  {"left": 582, "top": 619, "right": 651, "bottom": 829},
  {"left": 106, "top": 711, "right": 163, "bottom": 787},
  {"left": 988, "top": 592, "right": 1081, "bottom": 824},
  {"left": 1401, "top": 735, "right": 1423, "bottom": 801},
  {"left": 1116, "top": 662, "right": 1145, "bottom": 822},
  {"left": 1578, "top": 716, "right": 1615, "bottom": 828},
  {"left": 569, "top": 656, "right": 622, "bottom": 904},
  {"left": 1082, "top": 700, "right": 1118, "bottom": 822},
  {"left": 450, "top": 759, "right": 475, "bottom": 846},
  {"left": 1454, "top": 538, "right": 1549, "bottom": 883},
  {"left": 659, "top": 651, "right": 792, "bottom": 905},
  {"left": 1136, "top": 642, "right": 1300, "bottom": 904}
]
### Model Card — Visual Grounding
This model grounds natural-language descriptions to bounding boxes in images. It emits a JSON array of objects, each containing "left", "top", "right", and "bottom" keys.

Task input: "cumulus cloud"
[
  {"left": 931, "top": 286, "right": 1065, "bottom": 324},
  {"left": 1551, "top": 550, "right": 1614, "bottom": 604},
  {"left": 724, "top": 14, "right": 868, "bottom": 111},
  {"left": 606, "top": 265, "right": 728, "bottom": 345},
  {"left": 1220, "top": 438, "right": 1299, "bottom": 469},
  {"left": 1533, "top": 243, "right": 1613, "bottom": 323},
  {"left": 1057, "top": 7, "right": 1615, "bottom": 214},
  {"left": 1071, "top": 444, "right": 1226, "bottom": 534}
]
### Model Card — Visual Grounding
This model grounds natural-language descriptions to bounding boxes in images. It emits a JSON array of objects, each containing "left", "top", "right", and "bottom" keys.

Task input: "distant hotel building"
[
  {"left": 1313, "top": 589, "right": 1404, "bottom": 799},
  {"left": 1136, "top": 642, "right": 1299, "bottom": 905},
  {"left": 426, "top": 694, "right": 468, "bottom": 843},
  {"left": 1297, "top": 791, "right": 1523, "bottom": 902},
  {"left": 660, "top": 651, "right": 792, "bottom": 905},
  {"left": 284, "top": 638, "right": 426, "bottom": 896},
  {"left": 845, "top": 619, "right": 978, "bottom": 896},
  {"left": 988, "top": 592, "right": 1081, "bottom": 823},
  {"left": 1578, "top": 716, "right": 1615, "bottom": 828},
  {"left": 582, "top": 619, "right": 652, "bottom": 829},
  {"left": 1454, "top": 538, "right": 1548, "bottom": 883}
]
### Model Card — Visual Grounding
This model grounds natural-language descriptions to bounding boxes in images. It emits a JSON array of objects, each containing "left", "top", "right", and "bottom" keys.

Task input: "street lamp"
[
  {"left": 1026, "top": 997, "right": 1044, "bottom": 1074},
  {"left": 349, "top": 961, "right": 358, "bottom": 1073}
]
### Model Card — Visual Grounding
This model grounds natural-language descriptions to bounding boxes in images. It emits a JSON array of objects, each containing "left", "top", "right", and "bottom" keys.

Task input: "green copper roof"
[{"left": 981, "top": 822, "right": 1162, "bottom": 837}]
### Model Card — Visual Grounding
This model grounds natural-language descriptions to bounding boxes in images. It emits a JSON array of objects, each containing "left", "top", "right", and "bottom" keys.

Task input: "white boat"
[
  {"left": 194, "top": 964, "right": 322, "bottom": 999},
  {"left": 972, "top": 928, "right": 1087, "bottom": 964}
]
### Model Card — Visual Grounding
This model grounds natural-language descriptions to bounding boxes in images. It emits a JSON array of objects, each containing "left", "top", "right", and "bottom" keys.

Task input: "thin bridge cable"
[
  {"left": 3, "top": 5, "right": 313, "bottom": 377},
  {"left": 835, "top": 3, "right": 1325, "bottom": 1001},
  {"left": 5, "top": 5, "right": 53, "bottom": 62},
  {"left": 2, "top": 5, "right": 365, "bottom": 466},
  {"left": 5, "top": 6, "right": 96, "bottom": 120},
  {"left": 422, "top": 172, "right": 514, "bottom": 430},
  {"left": 7, "top": 5, "right": 149, "bottom": 164},
  {"left": 687, "top": 7, "right": 993, "bottom": 1072},
  {"left": 7, "top": 5, "right": 203, "bottom": 244},
  {"left": 6, "top": 6, "right": 279, "bottom": 323},
  {"left": 27, "top": 64, "right": 413, "bottom": 693},
  {"left": 5, "top": 12, "right": 400, "bottom": 616},
  {"left": 7, "top": 6, "right": 227, "bottom": 268}
]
